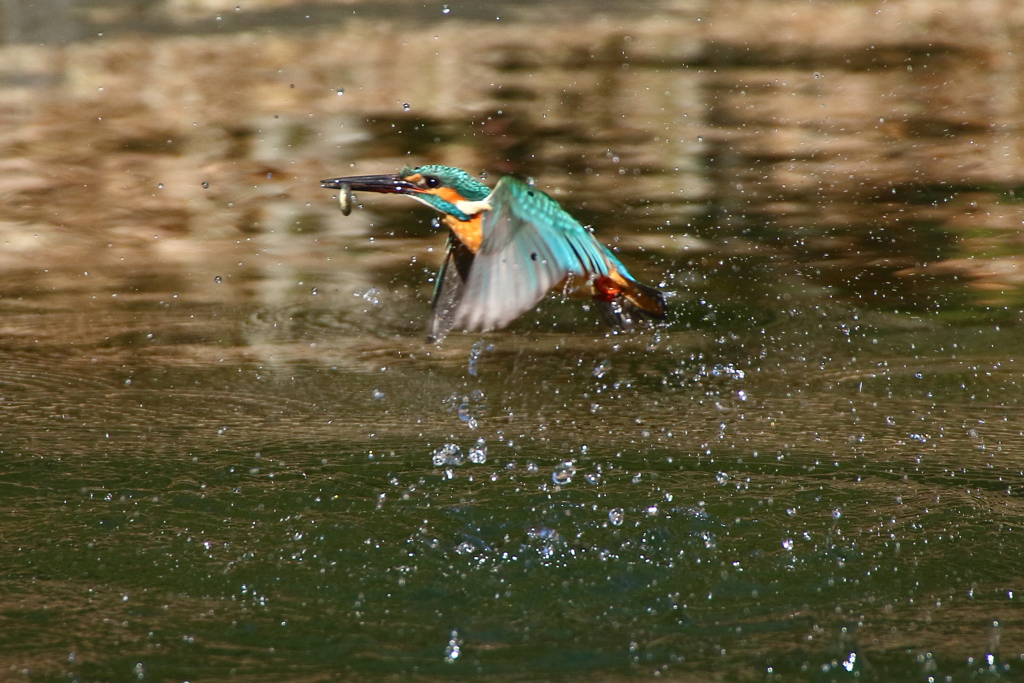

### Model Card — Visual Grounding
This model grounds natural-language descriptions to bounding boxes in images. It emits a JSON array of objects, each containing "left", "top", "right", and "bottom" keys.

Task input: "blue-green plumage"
[
  {"left": 405, "top": 165, "right": 490, "bottom": 200},
  {"left": 455, "top": 176, "right": 611, "bottom": 332},
  {"left": 400, "top": 165, "right": 489, "bottom": 221},
  {"left": 321, "top": 164, "right": 666, "bottom": 342}
]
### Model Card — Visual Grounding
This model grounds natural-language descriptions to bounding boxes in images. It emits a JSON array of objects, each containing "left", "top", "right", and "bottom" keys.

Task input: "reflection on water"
[
  {"left": 2, "top": 0, "right": 1024, "bottom": 680},
  {"left": 2, "top": 0, "right": 1024, "bottom": 325}
]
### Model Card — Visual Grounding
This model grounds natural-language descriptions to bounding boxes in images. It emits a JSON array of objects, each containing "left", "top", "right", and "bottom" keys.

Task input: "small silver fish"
[{"left": 337, "top": 183, "right": 355, "bottom": 216}]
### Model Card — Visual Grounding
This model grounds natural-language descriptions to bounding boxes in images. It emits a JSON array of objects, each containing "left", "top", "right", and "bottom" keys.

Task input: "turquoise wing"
[
  {"left": 452, "top": 176, "right": 613, "bottom": 332},
  {"left": 426, "top": 233, "right": 474, "bottom": 343}
]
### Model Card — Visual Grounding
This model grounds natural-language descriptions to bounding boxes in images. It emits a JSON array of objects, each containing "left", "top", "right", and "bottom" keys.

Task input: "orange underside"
[
  {"left": 593, "top": 275, "right": 624, "bottom": 301},
  {"left": 594, "top": 271, "right": 665, "bottom": 317},
  {"left": 443, "top": 213, "right": 483, "bottom": 253},
  {"left": 556, "top": 272, "right": 632, "bottom": 301}
]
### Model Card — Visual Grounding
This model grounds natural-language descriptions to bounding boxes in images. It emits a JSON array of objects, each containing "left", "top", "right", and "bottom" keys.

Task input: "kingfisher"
[{"left": 321, "top": 165, "right": 667, "bottom": 342}]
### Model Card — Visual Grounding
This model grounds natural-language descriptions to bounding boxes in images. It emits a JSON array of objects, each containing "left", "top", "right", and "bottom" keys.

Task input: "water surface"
[{"left": 2, "top": 0, "right": 1024, "bottom": 680}]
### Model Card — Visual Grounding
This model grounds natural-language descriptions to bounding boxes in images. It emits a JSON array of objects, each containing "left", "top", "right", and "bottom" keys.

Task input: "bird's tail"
[
  {"left": 622, "top": 279, "right": 666, "bottom": 319},
  {"left": 595, "top": 278, "right": 667, "bottom": 329}
]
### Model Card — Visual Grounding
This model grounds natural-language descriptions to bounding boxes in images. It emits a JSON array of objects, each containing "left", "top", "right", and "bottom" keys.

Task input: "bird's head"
[{"left": 321, "top": 164, "right": 491, "bottom": 221}]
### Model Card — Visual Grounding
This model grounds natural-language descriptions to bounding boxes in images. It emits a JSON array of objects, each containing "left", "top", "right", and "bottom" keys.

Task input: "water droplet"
[
  {"left": 336, "top": 88, "right": 344, "bottom": 96},
  {"left": 552, "top": 461, "right": 576, "bottom": 485},
  {"left": 467, "top": 340, "right": 484, "bottom": 376},
  {"left": 468, "top": 438, "right": 487, "bottom": 464},
  {"left": 372, "top": 388, "right": 384, "bottom": 399},
  {"left": 786, "top": 507, "right": 797, "bottom": 516},
  {"left": 444, "top": 629, "right": 461, "bottom": 663},
  {"left": 526, "top": 461, "right": 538, "bottom": 473},
  {"left": 608, "top": 508, "right": 624, "bottom": 526},
  {"left": 832, "top": 508, "right": 842, "bottom": 519},
  {"left": 592, "top": 360, "right": 610, "bottom": 378},
  {"left": 156, "top": 183, "right": 163, "bottom": 189},
  {"left": 782, "top": 538, "right": 794, "bottom": 550},
  {"left": 813, "top": 71, "right": 823, "bottom": 79},
  {"left": 715, "top": 471, "right": 728, "bottom": 485},
  {"left": 442, "top": 630, "right": 462, "bottom": 663},
  {"left": 527, "top": 527, "right": 561, "bottom": 543},
  {"left": 646, "top": 505, "right": 659, "bottom": 516},
  {"left": 214, "top": 276, "right": 222, "bottom": 284},
  {"left": 201, "top": 181, "right": 209, "bottom": 189},
  {"left": 431, "top": 443, "right": 464, "bottom": 467},
  {"left": 441, "top": 4, "right": 450, "bottom": 14},
  {"left": 885, "top": 415, "right": 896, "bottom": 426},
  {"left": 402, "top": 103, "right": 411, "bottom": 111},
  {"left": 584, "top": 472, "right": 601, "bottom": 485},
  {"left": 457, "top": 403, "right": 472, "bottom": 422}
]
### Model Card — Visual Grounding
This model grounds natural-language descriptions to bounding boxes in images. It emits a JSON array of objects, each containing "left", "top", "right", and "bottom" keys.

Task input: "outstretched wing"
[
  {"left": 452, "top": 177, "right": 612, "bottom": 332},
  {"left": 426, "top": 233, "right": 475, "bottom": 343}
]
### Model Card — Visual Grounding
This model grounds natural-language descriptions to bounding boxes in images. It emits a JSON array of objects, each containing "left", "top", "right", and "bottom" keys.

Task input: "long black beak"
[{"left": 320, "top": 174, "right": 418, "bottom": 194}]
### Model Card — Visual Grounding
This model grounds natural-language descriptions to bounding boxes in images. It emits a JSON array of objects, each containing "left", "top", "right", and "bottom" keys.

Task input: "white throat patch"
[{"left": 454, "top": 198, "right": 493, "bottom": 216}]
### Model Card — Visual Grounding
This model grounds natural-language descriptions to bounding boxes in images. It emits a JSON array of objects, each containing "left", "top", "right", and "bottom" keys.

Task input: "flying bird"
[{"left": 321, "top": 165, "right": 666, "bottom": 342}]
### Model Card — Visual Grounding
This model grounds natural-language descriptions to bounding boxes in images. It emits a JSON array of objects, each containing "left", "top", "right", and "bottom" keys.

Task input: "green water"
[{"left": 3, "top": 294, "right": 1022, "bottom": 681}]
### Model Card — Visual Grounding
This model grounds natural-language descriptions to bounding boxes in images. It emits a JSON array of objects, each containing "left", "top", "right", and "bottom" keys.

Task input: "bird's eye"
[{"left": 424, "top": 176, "right": 441, "bottom": 189}]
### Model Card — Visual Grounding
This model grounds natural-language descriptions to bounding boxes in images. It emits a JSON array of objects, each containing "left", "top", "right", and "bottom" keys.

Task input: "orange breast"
[{"left": 443, "top": 214, "right": 483, "bottom": 253}]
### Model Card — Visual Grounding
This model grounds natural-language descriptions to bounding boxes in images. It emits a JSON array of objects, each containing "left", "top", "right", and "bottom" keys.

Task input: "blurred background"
[{"left": 2, "top": 0, "right": 1024, "bottom": 681}]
